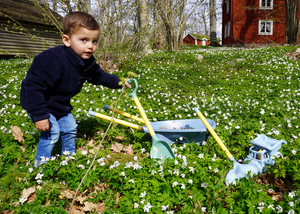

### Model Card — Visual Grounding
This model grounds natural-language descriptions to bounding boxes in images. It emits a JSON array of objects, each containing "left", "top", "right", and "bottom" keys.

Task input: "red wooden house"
[
  {"left": 222, "top": 0, "right": 288, "bottom": 46},
  {"left": 183, "top": 34, "right": 211, "bottom": 46}
]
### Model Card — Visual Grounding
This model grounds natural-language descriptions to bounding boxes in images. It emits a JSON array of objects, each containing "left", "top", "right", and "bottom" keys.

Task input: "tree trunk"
[
  {"left": 209, "top": 0, "right": 218, "bottom": 46},
  {"left": 286, "top": 0, "right": 300, "bottom": 44},
  {"left": 137, "top": 0, "right": 152, "bottom": 54}
]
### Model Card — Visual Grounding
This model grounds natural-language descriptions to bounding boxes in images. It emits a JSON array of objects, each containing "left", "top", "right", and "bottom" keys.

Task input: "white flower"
[
  {"left": 288, "top": 210, "right": 295, "bottom": 214},
  {"left": 128, "top": 179, "right": 134, "bottom": 183},
  {"left": 37, "top": 179, "right": 43, "bottom": 184},
  {"left": 161, "top": 204, "right": 169, "bottom": 211},
  {"left": 173, "top": 169, "right": 179, "bottom": 176},
  {"left": 276, "top": 205, "right": 283, "bottom": 213},
  {"left": 134, "top": 203, "right": 139, "bottom": 208},
  {"left": 35, "top": 173, "right": 43, "bottom": 180},
  {"left": 143, "top": 202, "right": 153, "bottom": 213},
  {"left": 201, "top": 183, "right": 208, "bottom": 188},
  {"left": 289, "top": 201, "right": 294, "bottom": 207},
  {"left": 141, "top": 148, "right": 146, "bottom": 153},
  {"left": 120, "top": 171, "right": 126, "bottom": 177},
  {"left": 41, "top": 156, "right": 46, "bottom": 162},
  {"left": 28, "top": 167, "right": 33, "bottom": 173},
  {"left": 151, "top": 170, "right": 157, "bottom": 175},
  {"left": 174, "top": 159, "right": 179, "bottom": 165},
  {"left": 19, "top": 197, "right": 27, "bottom": 205},
  {"left": 198, "top": 153, "right": 204, "bottom": 158},
  {"left": 172, "top": 181, "right": 178, "bottom": 187},
  {"left": 267, "top": 204, "right": 275, "bottom": 210},
  {"left": 77, "top": 164, "right": 85, "bottom": 169},
  {"left": 260, "top": 108, "right": 265, "bottom": 114},
  {"left": 181, "top": 174, "right": 185, "bottom": 178},
  {"left": 201, "top": 207, "right": 206, "bottom": 212},
  {"left": 189, "top": 195, "right": 193, "bottom": 199},
  {"left": 189, "top": 167, "right": 194, "bottom": 173},
  {"left": 133, "top": 156, "right": 138, "bottom": 160},
  {"left": 63, "top": 150, "right": 70, "bottom": 156},
  {"left": 60, "top": 160, "right": 68, "bottom": 166},
  {"left": 289, "top": 191, "right": 296, "bottom": 198},
  {"left": 257, "top": 206, "right": 264, "bottom": 212},
  {"left": 188, "top": 179, "right": 193, "bottom": 184},
  {"left": 140, "top": 199, "right": 145, "bottom": 204},
  {"left": 140, "top": 191, "right": 146, "bottom": 198},
  {"left": 259, "top": 202, "right": 264, "bottom": 206},
  {"left": 180, "top": 183, "right": 185, "bottom": 189},
  {"left": 292, "top": 149, "right": 297, "bottom": 155},
  {"left": 235, "top": 125, "right": 240, "bottom": 129},
  {"left": 214, "top": 168, "right": 219, "bottom": 173},
  {"left": 166, "top": 211, "right": 174, "bottom": 214},
  {"left": 50, "top": 156, "right": 56, "bottom": 161},
  {"left": 100, "top": 162, "right": 105, "bottom": 166},
  {"left": 179, "top": 137, "right": 183, "bottom": 141},
  {"left": 81, "top": 150, "right": 88, "bottom": 155}
]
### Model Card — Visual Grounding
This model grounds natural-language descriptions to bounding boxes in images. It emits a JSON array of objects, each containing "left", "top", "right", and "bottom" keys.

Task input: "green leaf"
[{"left": 3, "top": 174, "right": 15, "bottom": 185}]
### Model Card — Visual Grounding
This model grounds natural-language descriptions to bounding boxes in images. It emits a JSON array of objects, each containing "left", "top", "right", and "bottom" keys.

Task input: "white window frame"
[
  {"left": 227, "top": 21, "right": 231, "bottom": 37},
  {"left": 258, "top": 20, "right": 273, "bottom": 35},
  {"left": 226, "top": 0, "right": 230, "bottom": 14},
  {"left": 259, "top": 0, "right": 273, "bottom": 9}
]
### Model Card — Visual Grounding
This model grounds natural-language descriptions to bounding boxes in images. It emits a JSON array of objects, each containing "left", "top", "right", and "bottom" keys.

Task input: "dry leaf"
[
  {"left": 95, "top": 202, "right": 105, "bottom": 212},
  {"left": 75, "top": 195, "right": 88, "bottom": 204},
  {"left": 11, "top": 126, "right": 25, "bottom": 144},
  {"left": 115, "top": 192, "right": 121, "bottom": 204},
  {"left": 271, "top": 192, "right": 284, "bottom": 201},
  {"left": 110, "top": 142, "right": 123, "bottom": 153},
  {"left": 83, "top": 201, "right": 96, "bottom": 212},
  {"left": 123, "top": 144, "right": 134, "bottom": 156},
  {"left": 69, "top": 206, "right": 85, "bottom": 214},
  {"left": 88, "top": 139, "right": 95, "bottom": 147},
  {"left": 115, "top": 135, "right": 124, "bottom": 142},
  {"left": 21, "top": 187, "right": 35, "bottom": 200},
  {"left": 59, "top": 189, "right": 75, "bottom": 199}
]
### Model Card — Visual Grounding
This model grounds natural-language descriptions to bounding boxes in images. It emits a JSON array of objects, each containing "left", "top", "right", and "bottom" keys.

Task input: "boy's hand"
[
  {"left": 35, "top": 119, "right": 50, "bottom": 132},
  {"left": 124, "top": 78, "right": 131, "bottom": 89}
]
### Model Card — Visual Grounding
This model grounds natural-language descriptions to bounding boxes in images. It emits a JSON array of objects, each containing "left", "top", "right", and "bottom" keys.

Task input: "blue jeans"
[{"left": 34, "top": 113, "right": 77, "bottom": 167}]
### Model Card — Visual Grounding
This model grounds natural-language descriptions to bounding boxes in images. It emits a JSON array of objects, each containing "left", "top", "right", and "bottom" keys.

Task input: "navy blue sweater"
[{"left": 20, "top": 45, "right": 121, "bottom": 122}]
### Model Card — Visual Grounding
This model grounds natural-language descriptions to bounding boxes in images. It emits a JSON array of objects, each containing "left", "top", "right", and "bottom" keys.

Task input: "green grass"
[{"left": 0, "top": 45, "right": 300, "bottom": 213}]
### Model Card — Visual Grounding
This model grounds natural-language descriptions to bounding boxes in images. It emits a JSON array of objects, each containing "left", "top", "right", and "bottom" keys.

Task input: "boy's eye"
[
  {"left": 81, "top": 39, "right": 87, "bottom": 42},
  {"left": 93, "top": 40, "right": 97, "bottom": 44}
]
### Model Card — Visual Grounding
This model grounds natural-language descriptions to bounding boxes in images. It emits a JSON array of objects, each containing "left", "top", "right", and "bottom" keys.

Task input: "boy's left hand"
[{"left": 124, "top": 78, "right": 131, "bottom": 89}]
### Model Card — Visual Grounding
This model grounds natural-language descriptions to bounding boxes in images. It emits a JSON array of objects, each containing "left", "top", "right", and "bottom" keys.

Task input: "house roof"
[
  {"left": 190, "top": 33, "right": 211, "bottom": 40},
  {"left": 0, "top": 0, "right": 62, "bottom": 25}
]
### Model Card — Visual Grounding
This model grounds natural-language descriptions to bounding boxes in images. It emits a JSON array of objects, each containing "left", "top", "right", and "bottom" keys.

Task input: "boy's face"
[{"left": 62, "top": 27, "right": 100, "bottom": 60}]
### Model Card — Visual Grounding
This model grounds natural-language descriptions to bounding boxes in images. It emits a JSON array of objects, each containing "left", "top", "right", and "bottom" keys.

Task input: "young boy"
[{"left": 20, "top": 12, "right": 130, "bottom": 167}]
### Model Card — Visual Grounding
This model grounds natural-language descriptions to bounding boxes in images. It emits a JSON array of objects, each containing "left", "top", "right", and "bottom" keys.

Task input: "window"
[
  {"left": 226, "top": 0, "right": 230, "bottom": 14},
  {"left": 227, "top": 21, "right": 231, "bottom": 37},
  {"left": 224, "top": 25, "right": 227, "bottom": 38},
  {"left": 259, "top": 20, "right": 273, "bottom": 35},
  {"left": 259, "top": 0, "right": 273, "bottom": 9}
]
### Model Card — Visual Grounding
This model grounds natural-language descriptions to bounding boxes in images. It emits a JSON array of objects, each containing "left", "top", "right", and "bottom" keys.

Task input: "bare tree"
[
  {"left": 286, "top": 0, "right": 300, "bottom": 44},
  {"left": 154, "top": 0, "right": 204, "bottom": 50}
]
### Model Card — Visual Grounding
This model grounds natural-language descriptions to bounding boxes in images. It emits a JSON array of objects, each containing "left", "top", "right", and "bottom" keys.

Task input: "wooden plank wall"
[{"left": 0, "top": 18, "right": 62, "bottom": 57}]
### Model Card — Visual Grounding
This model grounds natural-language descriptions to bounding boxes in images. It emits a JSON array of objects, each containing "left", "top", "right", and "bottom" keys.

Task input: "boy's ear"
[{"left": 62, "top": 34, "right": 71, "bottom": 47}]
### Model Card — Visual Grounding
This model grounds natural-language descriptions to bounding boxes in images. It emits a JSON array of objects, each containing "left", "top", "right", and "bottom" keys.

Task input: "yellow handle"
[
  {"left": 93, "top": 112, "right": 143, "bottom": 131},
  {"left": 105, "top": 106, "right": 145, "bottom": 123},
  {"left": 133, "top": 97, "right": 155, "bottom": 136},
  {"left": 195, "top": 108, "right": 233, "bottom": 159}
]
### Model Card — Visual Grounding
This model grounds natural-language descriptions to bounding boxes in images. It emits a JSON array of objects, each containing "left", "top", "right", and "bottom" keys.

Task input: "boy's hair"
[{"left": 63, "top": 12, "right": 99, "bottom": 36}]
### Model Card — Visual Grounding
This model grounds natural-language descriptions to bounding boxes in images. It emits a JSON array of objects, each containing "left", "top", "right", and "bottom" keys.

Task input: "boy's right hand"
[{"left": 35, "top": 119, "right": 50, "bottom": 131}]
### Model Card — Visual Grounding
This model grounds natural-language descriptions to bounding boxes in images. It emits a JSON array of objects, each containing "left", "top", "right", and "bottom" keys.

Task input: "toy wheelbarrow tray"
[{"left": 103, "top": 104, "right": 216, "bottom": 145}]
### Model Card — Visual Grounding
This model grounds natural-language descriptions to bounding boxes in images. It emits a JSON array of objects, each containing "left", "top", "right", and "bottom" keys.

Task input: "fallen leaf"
[
  {"left": 115, "top": 135, "right": 124, "bottom": 142},
  {"left": 83, "top": 201, "right": 96, "bottom": 212},
  {"left": 59, "top": 189, "right": 75, "bottom": 199},
  {"left": 271, "top": 192, "right": 284, "bottom": 201},
  {"left": 110, "top": 142, "right": 123, "bottom": 153},
  {"left": 75, "top": 195, "right": 88, "bottom": 204},
  {"left": 95, "top": 202, "right": 105, "bottom": 212},
  {"left": 88, "top": 139, "right": 95, "bottom": 147},
  {"left": 21, "top": 187, "right": 35, "bottom": 200},
  {"left": 11, "top": 126, "right": 25, "bottom": 144},
  {"left": 123, "top": 144, "right": 134, "bottom": 156},
  {"left": 69, "top": 205, "right": 84, "bottom": 214}
]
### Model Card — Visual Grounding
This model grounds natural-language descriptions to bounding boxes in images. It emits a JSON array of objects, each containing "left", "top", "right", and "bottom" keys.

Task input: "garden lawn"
[{"left": 0, "top": 45, "right": 300, "bottom": 214}]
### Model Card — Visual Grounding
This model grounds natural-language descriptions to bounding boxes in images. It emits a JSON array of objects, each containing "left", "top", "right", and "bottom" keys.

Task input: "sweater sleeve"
[
  {"left": 87, "top": 64, "right": 122, "bottom": 89},
  {"left": 21, "top": 53, "right": 62, "bottom": 122}
]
